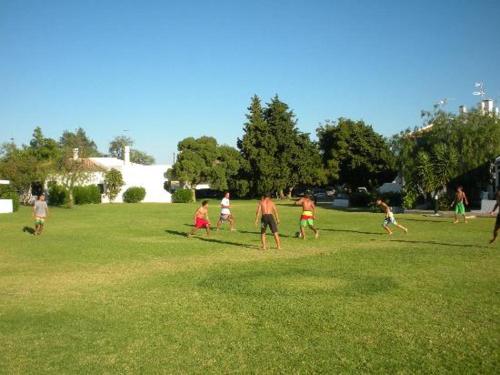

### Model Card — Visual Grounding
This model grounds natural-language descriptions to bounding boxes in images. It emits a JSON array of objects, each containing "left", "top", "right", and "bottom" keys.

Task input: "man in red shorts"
[{"left": 188, "top": 200, "right": 211, "bottom": 237}]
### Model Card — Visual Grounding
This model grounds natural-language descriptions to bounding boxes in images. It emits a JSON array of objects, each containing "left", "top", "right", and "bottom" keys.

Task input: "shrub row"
[
  {"left": 172, "top": 189, "right": 192, "bottom": 203},
  {"left": 48, "top": 184, "right": 101, "bottom": 206}
]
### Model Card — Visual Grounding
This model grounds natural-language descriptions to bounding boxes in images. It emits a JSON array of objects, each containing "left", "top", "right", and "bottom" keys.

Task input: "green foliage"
[
  {"left": 108, "top": 136, "right": 155, "bottom": 165},
  {"left": 169, "top": 136, "right": 242, "bottom": 201},
  {"left": 172, "top": 188, "right": 193, "bottom": 203},
  {"left": 402, "top": 187, "right": 418, "bottom": 209},
  {"left": 108, "top": 136, "right": 134, "bottom": 159},
  {"left": 104, "top": 169, "right": 124, "bottom": 202},
  {"left": 73, "top": 185, "right": 101, "bottom": 205},
  {"left": 0, "top": 185, "right": 19, "bottom": 211},
  {"left": 59, "top": 128, "right": 100, "bottom": 157},
  {"left": 392, "top": 109, "right": 500, "bottom": 202},
  {"left": 123, "top": 186, "right": 146, "bottom": 203},
  {"left": 317, "top": 118, "right": 396, "bottom": 189},
  {"left": 238, "top": 95, "right": 325, "bottom": 197},
  {"left": 47, "top": 184, "right": 67, "bottom": 206},
  {"left": 130, "top": 149, "right": 155, "bottom": 165}
]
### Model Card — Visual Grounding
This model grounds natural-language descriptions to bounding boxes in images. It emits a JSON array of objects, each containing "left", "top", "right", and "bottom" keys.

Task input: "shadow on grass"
[
  {"left": 22, "top": 226, "right": 35, "bottom": 235},
  {"left": 385, "top": 238, "right": 489, "bottom": 249},
  {"left": 322, "top": 228, "right": 384, "bottom": 236},
  {"left": 237, "top": 229, "right": 292, "bottom": 238},
  {"left": 164, "top": 229, "right": 257, "bottom": 250},
  {"left": 401, "top": 218, "right": 450, "bottom": 224}
]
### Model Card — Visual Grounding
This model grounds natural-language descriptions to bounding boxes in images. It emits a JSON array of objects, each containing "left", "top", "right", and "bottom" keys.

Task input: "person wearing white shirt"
[{"left": 216, "top": 192, "right": 235, "bottom": 231}]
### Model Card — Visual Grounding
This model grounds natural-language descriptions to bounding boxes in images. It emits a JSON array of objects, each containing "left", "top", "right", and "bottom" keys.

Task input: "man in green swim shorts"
[
  {"left": 450, "top": 186, "right": 469, "bottom": 224},
  {"left": 295, "top": 194, "right": 319, "bottom": 239}
]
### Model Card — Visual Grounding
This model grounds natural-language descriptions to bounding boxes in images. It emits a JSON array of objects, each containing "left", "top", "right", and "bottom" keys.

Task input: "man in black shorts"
[
  {"left": 255, "top": 193, "right": 281, "bottom": 250},
  {"left": 489, "top": 190, "right": 500, "bottom": 244}
]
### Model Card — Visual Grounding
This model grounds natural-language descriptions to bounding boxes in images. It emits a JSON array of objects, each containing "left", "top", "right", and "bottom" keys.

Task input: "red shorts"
[{"left": 195, "top": 217, "right": 209, "bottom": 229}]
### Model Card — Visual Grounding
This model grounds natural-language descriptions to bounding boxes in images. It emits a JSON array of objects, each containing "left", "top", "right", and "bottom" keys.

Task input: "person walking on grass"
[
  {"left": 376, "top": 198, "right": 408, "bottom": 236},
  {"left": 33, "top": 194, "right": 49, "bottom": 235},
  {"left": 450, "top": 185, "right": 469, "bottom": 223},
  {"left": 255, "top": 193, "right": 281, "bottom": 250},
  {"left": 188, "top": 200, "right": 211, "bottom": 237},
  {"left": 216, "top": 192, "right": 236, "bottom": 232},
  {"left": 489, "top": 190, "right": 500, "bottom": 244},
  {"left": 295, "top": 194, "right": 319, "bottom": 239}
]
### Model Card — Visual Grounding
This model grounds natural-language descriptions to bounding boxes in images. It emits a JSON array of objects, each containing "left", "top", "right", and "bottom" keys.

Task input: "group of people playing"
[
  {"left": 188, "top": 192, "right": 320, "bottom": 250},
  {"left": 28, "top": 186, "right": 500, "bottom": 247},
  {"left": 188, "top": 187, "right": 500, "bottom": 249}
]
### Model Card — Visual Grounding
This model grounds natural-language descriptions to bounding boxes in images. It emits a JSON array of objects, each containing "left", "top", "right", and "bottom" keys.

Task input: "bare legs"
[
  {"left": 383, "top": 223, "right": 407, "bottom": 235},
  {"left": 188, "top": 225, "right": 210, "bottom": 237},
  {"left": 261, "top": 231, "right": 281, "bottom": 250},
  {"left": 216, "top": 216, "right": 235, "bottom": 231},
  {"left": 299, "top": 225, "right": 319, "bottom": 240}
]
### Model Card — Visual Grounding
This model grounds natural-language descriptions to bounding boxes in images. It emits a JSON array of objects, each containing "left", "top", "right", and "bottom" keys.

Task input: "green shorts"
[
  {"left": 35, "top": 217, "right": 45, "bottom": 225},
  {"left": 300, "top": 218, "right": 314, "bottom": 227},
  {"left": 455, "top": 202, "right": 465, "bottom": 215}
]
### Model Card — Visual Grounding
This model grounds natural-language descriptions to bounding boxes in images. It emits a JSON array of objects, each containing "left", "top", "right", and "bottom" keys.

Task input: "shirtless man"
[
  {"left": 295, "top": 194, "right": 319, "bottom": 239},
  {"left": 216, "top": 192, "right": 235, "bottom": 231},
  {"left": 255, "top": 193, "right": 281, "bottom": 250},
  {"left": 450, "top": 186, "right": 469, "bottom": 223},
  {"left": 188, "top": 200, "right": 211, "bottom": 237},
  {"left": 376, "top": 198, "right": 408, "bottom": 235},
  {"left": 489, "top": 190, "right": 500, "bottom": 244}
]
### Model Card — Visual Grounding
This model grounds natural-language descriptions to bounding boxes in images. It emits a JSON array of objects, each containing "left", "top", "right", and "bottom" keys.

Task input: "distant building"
[{"left": 67, "top": 146, "right": 172, "bottom": 203}]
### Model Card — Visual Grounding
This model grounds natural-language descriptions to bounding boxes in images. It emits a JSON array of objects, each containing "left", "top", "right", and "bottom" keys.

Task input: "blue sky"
[{"left": 1, "top": 0, "right": 499, "bottom": 164}]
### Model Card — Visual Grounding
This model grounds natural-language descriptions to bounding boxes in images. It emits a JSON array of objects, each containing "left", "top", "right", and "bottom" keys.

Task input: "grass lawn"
[{"left": 0, "top": 201, "right": 499, "bottom": 373}]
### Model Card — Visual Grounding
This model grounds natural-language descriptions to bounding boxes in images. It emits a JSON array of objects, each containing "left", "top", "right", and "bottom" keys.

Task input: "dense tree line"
[
  {"left": 391, "top": 109, "right": 500, "bottom": 206},
  {"left": 2, "top": 96, "right": 499, "bottom": 206}
]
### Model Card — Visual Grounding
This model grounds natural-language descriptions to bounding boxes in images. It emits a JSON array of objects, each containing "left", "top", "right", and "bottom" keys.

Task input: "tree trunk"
[
  {"left": 287, "top": 187, "right": 294, "bottom": 200},
  {"left": 191, "top": 188, "right": 196, "bottom": 203},
  {"left": 66, "top": 189, "right": 74, "bottom": 208}
]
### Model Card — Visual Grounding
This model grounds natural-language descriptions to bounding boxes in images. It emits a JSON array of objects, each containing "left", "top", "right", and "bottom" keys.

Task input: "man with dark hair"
[
  {"left": 255, "top": 193, "right": 281, "bottom": 250},
  {"left": 188, "top": 200, "right": 211, "bottom": 237},
  {"left": 489, "top": 190, "right": 500, "bottom": 244},
  {"left": 450, "top": 186, "right": 469, "bottom": 223},
  {"left": 33, "top": 194, "right": 49, "bottom": 235},
  {"left": 295, "top": 194, "right": 319, "bottom": 239}
]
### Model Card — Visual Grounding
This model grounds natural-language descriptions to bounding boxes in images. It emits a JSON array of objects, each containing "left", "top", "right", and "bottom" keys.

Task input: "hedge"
[
  {"left": 48, "top": 184, "right": 67, "bottom": 206},
  {"left": 172, "top": 189, "right": 193, "bottom": 203},
  {"left": 123, "top": 186, "right": 146, "bottom": 203},
  {"left": 74, "top": 185, "right": 101, "bottom": 205},
  {"left": 0, "top": 186, "right": 20, "bottom": 212}
]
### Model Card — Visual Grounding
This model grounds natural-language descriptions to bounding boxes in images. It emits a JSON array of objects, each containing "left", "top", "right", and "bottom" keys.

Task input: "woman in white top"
[{"left": 216, "top": 192, "right": 236, "bottom": 231}]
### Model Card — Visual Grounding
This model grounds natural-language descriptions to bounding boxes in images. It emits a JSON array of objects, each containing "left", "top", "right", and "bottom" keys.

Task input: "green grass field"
[{"left": 1, "top": 201, "right": 499, "bottom": 373}]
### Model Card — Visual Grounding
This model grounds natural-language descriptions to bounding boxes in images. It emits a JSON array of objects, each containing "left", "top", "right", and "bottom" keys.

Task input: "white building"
[{"left": 81, "top": 146, "right": 172, "bottom": 203}]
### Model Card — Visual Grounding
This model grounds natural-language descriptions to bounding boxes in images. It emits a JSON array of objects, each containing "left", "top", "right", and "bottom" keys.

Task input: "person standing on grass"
[
  {"left": 489, "top": 190, "right": 500, "bottom": 244},
  {"left": 216, "top": 192, "right": 236, "bottom": 232},
  {"left": 376, "top": 198, "right": 408, "bottom": 235},
  {"left": 255, "top": 193, "right": 281, "bottom": 250},
  {"left": 295, "top": 194, "right": 319, "bottom": 239},
  {"left": 450, "top": 185, "right": 469, "bottom": 223},
  {"left": 32, "top": 194, "right": 49, "bottom": 235},
  {"left": 188, "top": 200, "right": 211, "bottom": 237}
]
